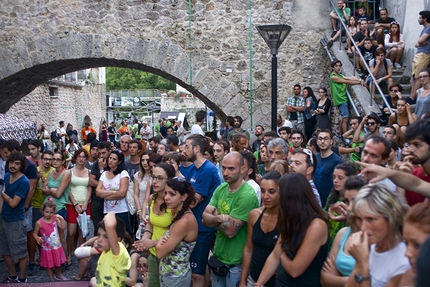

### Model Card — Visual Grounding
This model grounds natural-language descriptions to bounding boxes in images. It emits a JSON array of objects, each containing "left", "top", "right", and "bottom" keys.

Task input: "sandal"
[{"left": 54, "top": 274, "right": 68, "bottom": 281}]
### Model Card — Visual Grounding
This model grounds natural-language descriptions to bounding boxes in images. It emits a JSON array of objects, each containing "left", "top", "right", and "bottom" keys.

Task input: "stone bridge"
[{"left": 0, "top": 0, "right": 331, "bottom": 130}]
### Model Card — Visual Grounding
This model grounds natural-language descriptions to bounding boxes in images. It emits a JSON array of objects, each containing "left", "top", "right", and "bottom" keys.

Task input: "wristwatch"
[{"left": 355, "top": 273, "right": 371, "bottom": 283}]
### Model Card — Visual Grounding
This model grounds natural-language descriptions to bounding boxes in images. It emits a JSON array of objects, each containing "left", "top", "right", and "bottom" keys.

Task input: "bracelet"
[
  {"left": 137, "top": 209, "right": 142, "bottom": 214},
  {"left": 143, "top": 230, "right": 153, "bottom": 236},
  {"left": 74, "top": 203, "right": 79, "bottom": 207}
]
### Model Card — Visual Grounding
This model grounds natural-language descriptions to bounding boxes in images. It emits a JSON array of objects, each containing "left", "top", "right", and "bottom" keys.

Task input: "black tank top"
[
  {"left": 275, "top": 220, "right": 329, "bottom": 286},
  {"left": 250, "top": 209, "right": 279, "bottom": 287}
]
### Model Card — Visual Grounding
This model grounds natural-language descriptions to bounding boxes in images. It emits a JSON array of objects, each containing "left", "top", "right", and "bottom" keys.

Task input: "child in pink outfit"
[{"left": 33, "top": 199, "right": 68, "bottom": 281}]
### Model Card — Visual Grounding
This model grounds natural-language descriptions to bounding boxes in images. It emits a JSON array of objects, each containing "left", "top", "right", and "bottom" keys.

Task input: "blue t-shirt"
[
  {"left": 417, "top": 25, "right": 430, "bottom": 54},
  {"left": 5, "top": 158, "right": 38, "bottom": 182},
  {"left": 313, "top": 152, "right": 344, "bottom": 207},
  {"left": 185, "top": 159, "right": 221, "bottom": 233},
  {"left": 2, "top": 173, "right": 30, "bottom": 222},
  {"left": 179, "top": 163, "right": 194, "bottom": 179}
]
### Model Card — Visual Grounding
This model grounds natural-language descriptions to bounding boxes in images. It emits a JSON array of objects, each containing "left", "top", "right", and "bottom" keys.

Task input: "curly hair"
[{"left": 166, "top": 177, "right": 196, "bottom": 226}]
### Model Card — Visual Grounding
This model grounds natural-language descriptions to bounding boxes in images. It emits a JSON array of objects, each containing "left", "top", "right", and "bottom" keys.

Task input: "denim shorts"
[
  {"left": 337, "top": 102, "right": 350, "bottom": 118},
  {"left": 190, "top": 231, "right": 216, "bottom": 275}
]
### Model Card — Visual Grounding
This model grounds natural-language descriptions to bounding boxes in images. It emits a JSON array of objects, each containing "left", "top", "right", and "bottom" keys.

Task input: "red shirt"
[{"left": 405, "top": 166, "right": 429, "bottom": 206}]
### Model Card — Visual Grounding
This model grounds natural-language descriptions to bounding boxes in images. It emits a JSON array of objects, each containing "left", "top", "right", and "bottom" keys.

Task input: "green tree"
[{"left": 106, "top": 67, "right": 176, "bottom": 91}]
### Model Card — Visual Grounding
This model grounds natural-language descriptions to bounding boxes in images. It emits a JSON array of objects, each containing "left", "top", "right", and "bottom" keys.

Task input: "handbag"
[
  {"left": 77, "top": 211, "right": 91, "bottom": 238},
  {"left": 207, "top": 256, "right": 230, "bottom": 277},
  {"left": 126, "top": 180, "right": 137, "bottom": 215}
]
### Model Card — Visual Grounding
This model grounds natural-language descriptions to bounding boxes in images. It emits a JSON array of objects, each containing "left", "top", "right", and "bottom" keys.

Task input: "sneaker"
[
  {"left": 2, "top": 276, "right": 19, "bottom": 283},
  {"left": 327, "top": 40, "right": 333, "bottom": 49},
  {"left": 28, "top": 262, "right": 35, "bottom": 277},
  {"left": 331, "top": 30, "right": 337, "bottom": 38},
  {"left": 54, "top": 274, "right": 68, "bottom": 281},
  {"left": 17, "top": 278, "right": 27, "bottom": 283},
  {"left": 394, "top": 63, "right": 401, "bottom": 69}
]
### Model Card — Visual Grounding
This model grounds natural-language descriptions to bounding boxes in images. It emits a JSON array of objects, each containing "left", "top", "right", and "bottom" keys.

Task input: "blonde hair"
[{"left": 350, "top": 184, "right": 409, "bottom": 247}]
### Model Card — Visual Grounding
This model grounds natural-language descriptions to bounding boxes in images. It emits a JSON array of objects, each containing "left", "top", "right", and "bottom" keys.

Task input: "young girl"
[
  {"left": 33, "top": 199, "right": 68, "bottom": 281},
  {"left": 325, "top": 163, "right": 356, "bottom": 249},
  {"left": 346, "top": 16, "right": 358, "bottom": 55}
]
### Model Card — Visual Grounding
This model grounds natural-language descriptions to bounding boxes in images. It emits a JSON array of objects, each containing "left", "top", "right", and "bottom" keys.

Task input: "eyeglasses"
[
  {"left": 365, "top": 122, "right": 376, "bottom": 126},
  {"left": 317, "top": 137, "right": 330, "bottom": 141},
  {"left": 419, "top": 75, "right": 429, "bottom": 79},
  {"left": 302, "top": 149, "right": 314, "bottom": 165},
  {"left": 77, "top": 156, "right": 86, "bottom": 159},
  {"left": 389, "top": 89, "right": 399, "bottom": 92},
  {"left": 173, "top": 176, "right": 186, "bottom": 182},
  {"left": 52, "top": 158, "right": 62, "bottom": 162},
  {"left": 150, "top": 175, "right": 168, "bottom": 182},
  {"left": 42, "top": 158, "right": 52, "bottom": 161}
]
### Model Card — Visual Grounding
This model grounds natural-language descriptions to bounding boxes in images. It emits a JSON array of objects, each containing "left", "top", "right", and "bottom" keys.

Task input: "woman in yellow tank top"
[{"left": 134, "top": 163, "right": 175, "bottom": 287}]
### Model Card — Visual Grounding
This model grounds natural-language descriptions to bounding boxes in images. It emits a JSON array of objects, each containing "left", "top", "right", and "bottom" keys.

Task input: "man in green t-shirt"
[
  {"left": 329, "top": 0, "right": 351, "bottom": 37},
  {"left": 202, "top": 152, "right": 259, "bottom": 287},
  {"left": 329, "top": 60, "right": 365, "bottom": 136}
]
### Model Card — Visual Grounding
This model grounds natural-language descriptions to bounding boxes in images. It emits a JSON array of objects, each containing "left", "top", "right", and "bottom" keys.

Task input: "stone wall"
[
  {"left": 6, "top": 82, "right": 106, "bottom": 136},
  {"left": 0, "top": 0, "right": 333, "bottom": 132}
]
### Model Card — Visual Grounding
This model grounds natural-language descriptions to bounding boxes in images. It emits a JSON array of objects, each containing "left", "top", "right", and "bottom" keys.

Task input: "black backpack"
[{"left": 50, "top": 130, "right": 59, "bottom": 143}]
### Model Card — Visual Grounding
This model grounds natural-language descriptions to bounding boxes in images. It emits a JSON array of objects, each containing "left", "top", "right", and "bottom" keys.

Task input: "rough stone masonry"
[{"left": 0, "top": 0, "right": 332, "bottom": 130}]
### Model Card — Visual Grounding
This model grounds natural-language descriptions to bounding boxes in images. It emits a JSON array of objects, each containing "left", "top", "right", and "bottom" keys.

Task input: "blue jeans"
[{"left": 211, "top": 264, "right": 241, "bottom": 287}]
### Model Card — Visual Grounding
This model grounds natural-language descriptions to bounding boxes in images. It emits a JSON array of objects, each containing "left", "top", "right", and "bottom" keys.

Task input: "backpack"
[
  {"left": 50, "top": 130, "right": 59, "bottom": 143},
  {"left": 372, "top": 58, "right": 388, "bottom": 73}
]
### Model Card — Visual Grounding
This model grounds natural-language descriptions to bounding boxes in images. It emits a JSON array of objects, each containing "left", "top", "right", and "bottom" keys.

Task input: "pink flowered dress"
[{"left": 39, "top": 218, "right": 66, "bottom": 268}]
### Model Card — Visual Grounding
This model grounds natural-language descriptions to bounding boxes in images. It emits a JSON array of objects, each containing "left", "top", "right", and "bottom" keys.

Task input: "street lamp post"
[{"left": 256, "top": 24, "right": 292, "bottom": 131}]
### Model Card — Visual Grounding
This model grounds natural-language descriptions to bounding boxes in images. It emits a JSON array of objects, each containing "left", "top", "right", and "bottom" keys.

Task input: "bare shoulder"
[
  {"left": 309, "top": 218, "right": 329, "bottom": 236},
  {"left": 248, "top": 207, "right": 264, "bottom": 224}
]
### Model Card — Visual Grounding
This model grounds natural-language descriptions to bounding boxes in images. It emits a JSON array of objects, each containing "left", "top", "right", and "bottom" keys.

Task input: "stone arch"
[{"left": 0, "top": 32, "right": 230, "bottom": 120}]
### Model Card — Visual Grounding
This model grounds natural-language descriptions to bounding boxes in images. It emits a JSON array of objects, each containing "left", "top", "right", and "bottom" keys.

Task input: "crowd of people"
[
  {"left": 2, "top": 102, "right": 430, "bottom": 287},
  {"left": 1, "top": 5, "right": 430, "bottom": 287}
]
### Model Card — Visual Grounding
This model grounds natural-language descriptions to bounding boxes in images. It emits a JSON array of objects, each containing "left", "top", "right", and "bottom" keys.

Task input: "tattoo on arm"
[{"left": 218, "top": 215, "right": 245, "bottom": 238}]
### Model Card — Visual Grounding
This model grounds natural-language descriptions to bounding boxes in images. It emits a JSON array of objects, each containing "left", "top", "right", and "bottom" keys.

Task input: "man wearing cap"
[{"left": 139, "top": 121, "right": 151, "bottom": 141}]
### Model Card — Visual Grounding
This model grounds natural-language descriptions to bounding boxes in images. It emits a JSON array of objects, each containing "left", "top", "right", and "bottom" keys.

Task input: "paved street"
[{"left": 0, "top": 256, "right": 85, "bottom": 284}]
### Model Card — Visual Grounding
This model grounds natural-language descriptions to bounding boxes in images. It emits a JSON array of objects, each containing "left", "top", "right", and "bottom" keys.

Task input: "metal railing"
[
  {"left": 328, "top": 0, "right": 393, "bottom": 114},
  {"left": 321, "top": 38, "right": 360, "bottom": 117},
  {"left": 344, "top": 0, "right": 383, "bottom": 21}
]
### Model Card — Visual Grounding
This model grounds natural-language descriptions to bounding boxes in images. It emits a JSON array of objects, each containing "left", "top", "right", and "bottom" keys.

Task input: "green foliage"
[{"left": 106, "top": 67, "right": 176, "bottom": 91}]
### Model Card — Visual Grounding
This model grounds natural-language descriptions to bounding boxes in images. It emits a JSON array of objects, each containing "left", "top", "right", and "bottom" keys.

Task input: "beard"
[
  {"left": 186, "top": 152, "right": 197, "bottom": 163},
  {"left": 412, "top": 153, "right": 430, "bottom": 165}
]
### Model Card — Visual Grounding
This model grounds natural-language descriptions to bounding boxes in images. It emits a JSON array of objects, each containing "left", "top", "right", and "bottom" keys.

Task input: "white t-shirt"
[
  {"left": 375, "top": 178, "right": 397, "bottom": 193},
  {"left": 100, "top": 170, "right": 130, "bottom": 213},
  {"left": 247, "top": 179, "right": 261, "bottom": 205},
  {"left": 369, "top": 242, "right": 410, "bottom": 287},
  {"left": 57, "top": 127, "right": 67, "bottom": 143},
  {"left": 191, "top": 124, "right": 204, "bottom": 136},
  {"left": 140, "top": 126, "right": 151, "bottom": 140}
]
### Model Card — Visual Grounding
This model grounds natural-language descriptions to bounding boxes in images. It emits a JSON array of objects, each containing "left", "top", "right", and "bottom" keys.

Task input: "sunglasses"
[
  {"left": 302, "top": 148, "right": 314, "bottom": 165},
  {"left": 390, "top": 89, "right": 399, "bottom": 92},
  {"left": 173, "top": 176, "right": 186, "bottom": 183},
  {"left": 365, "top": 122, "right": 376, "bottom": 126}
]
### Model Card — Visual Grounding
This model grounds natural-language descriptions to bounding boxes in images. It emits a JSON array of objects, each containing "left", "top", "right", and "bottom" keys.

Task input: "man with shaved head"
[{"left": 203, "top": 152, "right": 259, "bottom": 287}]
